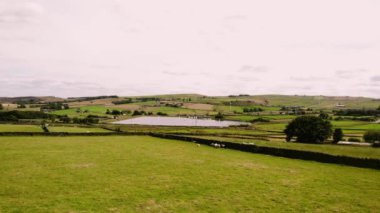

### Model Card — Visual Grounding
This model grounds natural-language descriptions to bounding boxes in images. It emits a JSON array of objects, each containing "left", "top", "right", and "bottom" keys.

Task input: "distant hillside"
[
  {"left": 1, "top": 94, "right": 379, "bottom": 109},
  {"left": 0, "top": 96, "right": 64, "bottom": 104},
  {"left": 250, "top": 95, "right": 380, "bottom": 109}
]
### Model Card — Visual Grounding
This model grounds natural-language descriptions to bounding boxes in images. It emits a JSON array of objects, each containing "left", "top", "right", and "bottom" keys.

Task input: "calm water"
[{"left": 113, "top": 116, "right": 248, "bottom": 127}]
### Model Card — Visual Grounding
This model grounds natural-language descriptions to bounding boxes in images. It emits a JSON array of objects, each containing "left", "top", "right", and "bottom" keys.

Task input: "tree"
[
  {"left": 333, "top": 128, "right": 343, "bottom": 143},
  {"left": 17, "top": 104, "right": 26, "bottom": 109},
  {"left": 284, "top": 116, "right": 333, "bottom": 143},
  {"left": 111, "top": 110, "right": 122, "bottom": 115},
  {"left": 215, "top": 112, "right": 224, "bottom": 120},
  {"left": 0, "top": 104, "right": 3, "bottom": 110},
  {"left": 363, "top": 131, "right": 380, "bottom": 143},
  {"left": 319, "top": 112, "right": 329, "bottom": 120}
]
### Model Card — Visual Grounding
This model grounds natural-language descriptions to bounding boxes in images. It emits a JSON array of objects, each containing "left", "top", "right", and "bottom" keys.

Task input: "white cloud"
[{"left": 0, "top": 0, "right": 379, "bottom": 97}]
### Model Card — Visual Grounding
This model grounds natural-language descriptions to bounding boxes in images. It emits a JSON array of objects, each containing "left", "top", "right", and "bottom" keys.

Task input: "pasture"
[
  {"left": 0, "top": 124, "right": 43, "bottom": 132},
  {"left": 0, "top": 136, "right": 379, "bottom": 212},
  {"left": 51, "top": 105, "right": 116, "bottom": 118},
  {"left": 0, "top": 124, "right": 111, "bottom": 133}
]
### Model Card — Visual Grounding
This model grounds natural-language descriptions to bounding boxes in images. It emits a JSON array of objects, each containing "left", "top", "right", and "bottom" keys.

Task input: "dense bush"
[
  {"left": 68, "top": 96, "right": 118, "bottom": 102},
  {"left": 72, "top": 116, "right": 99, "bottom": 124},
  {"left": 363, "top": 131, "right": 380, "bottom": 143},
  {"left": 111, "top": 109, "right": 122, "bottom": 115},
  {"left": 335, "top": 109, "right": 380, "bottom": 116},
  {"left": 351, "top": 116, "right": 377, "bottom": 122},
  {"left": 333, "top": 128, "right": 343, "bottom": 143},
  {"left": 319, "top": 112, "right": 329, "bottom": 120},
  {"left": 17, "top": 104, "right": 26, "bottom": 109},
  {"left": 132, "top": 110, "right": 146, "bottom": 116},
  {"left": 243, "top": 107, "right": 264, "bottom": 113},
  {"left": 59, "top": 115, "right": 72, "bottom": 123},
  {"left": 135, "top": 97, "right": 157, "bottom": 102},
  {"left": 347, "top": 137, "right": 361, "bottom": 142},
  {"left": 0, "top": 110, "right": 55, "bottom": 121},
  {"left": 214, "top": 112, "right": 224, "bottom": 120},
  {"left": 112, "top": 98, "right": 133, "bottom": 105},
  {"left": 41, "top": 102, "right": 69, "bottom": 110},
  {"left": 284, "top": 116, "right": 333, "bottom": 143},
  {"left": 333, "top": 116, "right": 376, "bottom": 122},
  {"left": 156, "top": 112, "right": 168, "bottom": 116}
]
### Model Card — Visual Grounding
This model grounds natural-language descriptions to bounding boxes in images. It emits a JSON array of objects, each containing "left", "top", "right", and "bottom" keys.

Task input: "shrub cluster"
[
  {"left": 112, "top": 98, "right": 133, "bottom": 105},
  {"left": 72, "top": 116, "right": 99, "bottom": 124},
  {"left": 214, "top": 112, "right": 224, "bottom": 120},
  {"left": 333, "top": 128, "right": 343, "bottom": 143},
  {"left": 347, "top": 137, "right": 361, "bottom": 142},
  {"left": 0, "top": 110, "right": 54, "bottom": 121},
  {"left": 363, "top": 131, "right": 380, "bottom": 143},
  {"left": 243, "top": 107, "right": 264, "bottom": 113},
  {"left": 132, "top": 110, "right": 146, "bottom": 116},
  {"left": 335, "top": 109, "right": 380, "bottom": 116},
  {"left": 41, "top": 102, "right": 69, "bottom": 110}
]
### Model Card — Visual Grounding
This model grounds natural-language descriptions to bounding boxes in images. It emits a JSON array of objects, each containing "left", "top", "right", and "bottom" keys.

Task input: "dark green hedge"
[{"left": 151, "top": 134, "right": 380, "bottom": 170}]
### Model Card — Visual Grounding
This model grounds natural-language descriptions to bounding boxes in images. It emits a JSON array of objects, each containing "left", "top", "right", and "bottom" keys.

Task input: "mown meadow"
[{"left": 0, "top": 136, "right": 379, "bottom": 212}]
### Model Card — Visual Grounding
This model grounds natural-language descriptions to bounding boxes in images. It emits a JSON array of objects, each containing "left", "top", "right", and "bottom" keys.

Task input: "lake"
[{"left": 112, "top": 116, "right": 248, "bottom": 127}]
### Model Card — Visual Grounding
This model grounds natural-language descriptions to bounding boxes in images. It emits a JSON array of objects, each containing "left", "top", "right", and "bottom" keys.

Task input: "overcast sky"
[{"left": 0, "top": 0, "right": 379, "bottom": 98}]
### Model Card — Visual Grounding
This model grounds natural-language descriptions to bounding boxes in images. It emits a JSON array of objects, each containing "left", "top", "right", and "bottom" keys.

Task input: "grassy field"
[
  {"left": 48, "top": 126, "right": 112, "bottom": 133},
  {"left": 0, "top": 124, "right": 111, "bottom": 133},
  {"left": 51, "top": 105, "right": 115, "bottom": 117},
  {"left": 0, "top": 136, "right": 379, "bottom": 212},
  {"left": 0, "top": 124, "right": 43, "bottom": 132}
]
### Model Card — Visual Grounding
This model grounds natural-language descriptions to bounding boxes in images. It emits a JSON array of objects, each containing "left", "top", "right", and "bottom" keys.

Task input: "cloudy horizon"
[{"left": 1, "top": 0, "right": 379, "bottom": 98}]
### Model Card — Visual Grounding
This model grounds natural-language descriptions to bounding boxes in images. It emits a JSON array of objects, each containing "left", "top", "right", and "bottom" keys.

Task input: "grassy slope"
[{"left": 0, "top": 136, "right": 379, "bottom": 212}]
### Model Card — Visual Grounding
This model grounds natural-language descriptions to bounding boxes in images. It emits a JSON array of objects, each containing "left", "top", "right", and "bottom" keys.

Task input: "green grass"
[
  {"left": 0, "top": 124, "right": 111, "bottom": 133},
  {"left": 0, "top": 124, "right": 43, "bottom": 132},
  {"left": 51, "top": 105, "right": 115, "bottom": 117},
  {"left": 331, "top": 121, "right": 380, "bottom": 134},
  {"left": 255, "top": 123, "right": 287, "bottom": 132},
  {"left": 0, "top": 136, "right": 379, "bottom": 212},
  {"left": 48, "top": 126, "right": 112, "bottom": 133}
]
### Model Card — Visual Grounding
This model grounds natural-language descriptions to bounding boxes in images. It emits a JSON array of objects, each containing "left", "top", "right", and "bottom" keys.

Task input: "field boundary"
[
  {"left": 150, "top": 133, "right": 380, "bottom": 170},
  {"left": 1, "top": 131, "right": 379, "bottom": 170},
  {"left": 0, "top": 132, "right": 149, "bottom": 136}
]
